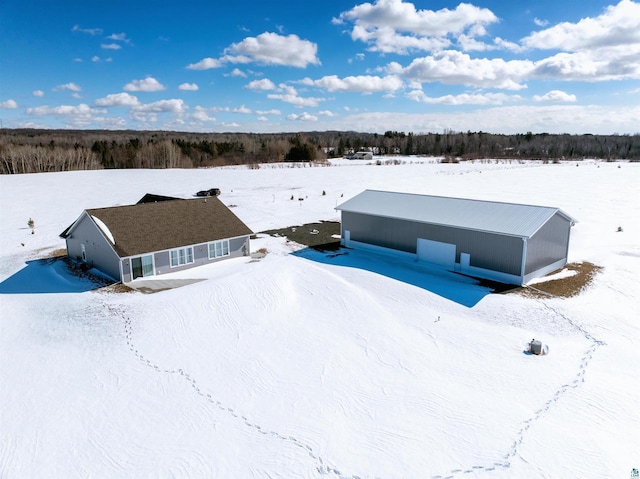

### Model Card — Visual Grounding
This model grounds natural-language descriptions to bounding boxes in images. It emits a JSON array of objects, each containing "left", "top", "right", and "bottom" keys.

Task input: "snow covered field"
[{"left": 1, "top": 158, "right": 639, "bottom": 478}]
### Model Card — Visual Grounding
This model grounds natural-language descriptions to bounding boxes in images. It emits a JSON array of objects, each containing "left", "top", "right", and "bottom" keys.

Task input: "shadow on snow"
[
  {"left": 0, "top": 257, "right": 113, "bottom": 294},
  {"left": 293, "top": 247, "right": 493, "bottom": 308}
]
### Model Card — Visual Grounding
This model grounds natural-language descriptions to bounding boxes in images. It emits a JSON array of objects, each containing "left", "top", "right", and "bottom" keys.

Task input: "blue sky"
[{"left": 1, "top": 0, "right": 639, "bottom": 134}]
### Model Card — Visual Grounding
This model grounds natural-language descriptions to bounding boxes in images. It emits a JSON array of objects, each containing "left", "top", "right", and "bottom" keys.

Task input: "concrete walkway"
[{"left": 125, "top": 278, "right": 206, "bottom": 293}]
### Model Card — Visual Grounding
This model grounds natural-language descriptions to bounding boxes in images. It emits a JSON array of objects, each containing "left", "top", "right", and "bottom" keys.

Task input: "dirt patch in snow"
[
  {"left": 99, "top": 283, "right": 136, "bottom": 294},
  {"left": 262, "top": 221, "right": 341, "bottom": 251},
  {"left": 518, "top": 262, "right": 603, "bottom": 298},
  {"left": 44, "top": 248, "right": 67, "bottom": 258}
]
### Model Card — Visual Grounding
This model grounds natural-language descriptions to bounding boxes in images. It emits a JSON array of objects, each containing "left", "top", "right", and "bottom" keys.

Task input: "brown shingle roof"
[
  {"left": 136, "top": 193, "right": 181, "bottom": 204},
  {"left": 83, "top": 197, "right": 252, "bottom": 258}
]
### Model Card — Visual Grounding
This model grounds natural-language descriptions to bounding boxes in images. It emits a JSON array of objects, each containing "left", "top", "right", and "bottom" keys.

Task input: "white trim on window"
[
  {"left": 208, "top": 239, "right": 230, "bottom": 259},
  {"left": 170, "top": 246, "right": 194, "bottom": 267}
]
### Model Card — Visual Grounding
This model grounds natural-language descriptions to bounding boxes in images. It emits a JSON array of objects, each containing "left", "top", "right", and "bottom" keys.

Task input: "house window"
[
  {"left": 170, "top": 247, "right": 194, "bottom": 267},
  {"left": 208, "top": 240, "right": 230, "bottom": 259}
]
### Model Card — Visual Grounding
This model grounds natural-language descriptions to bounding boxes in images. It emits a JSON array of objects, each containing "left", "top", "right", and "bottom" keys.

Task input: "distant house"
[
  {"left": 346, "top": 151, "right": 373, "bottom": 160},
  {"left": 336, "top": 190, "right": 577, "bottom": 285},
  {"left": 60, "top": 195, "right": 253, "bottom": 282}
]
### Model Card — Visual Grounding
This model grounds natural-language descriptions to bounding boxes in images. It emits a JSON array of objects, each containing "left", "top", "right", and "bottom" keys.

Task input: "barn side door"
[
  {"left": 343, "top": 230, "right": 351, "bottom": 247},
  {"left": 460, "top": 252, "right": 471, "bottom": 273}
]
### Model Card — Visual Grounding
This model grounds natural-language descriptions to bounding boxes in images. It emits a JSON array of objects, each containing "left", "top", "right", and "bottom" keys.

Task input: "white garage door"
[{"left": 417, "top": 238, "right": 456, "bottom": 268}]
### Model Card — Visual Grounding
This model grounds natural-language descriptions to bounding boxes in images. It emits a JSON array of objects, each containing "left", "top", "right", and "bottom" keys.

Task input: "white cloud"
[
  {"left": 224, "top": 32, "right": 320, "bottom": 67},
  {"left": 456, "top": 34, "right": 492, "bottom": 52},
  {"left": 219, "top": 54, "right": 252, "bottom": 64},
  {"left": 233, "top": 105, "right": 252, "bottom": 114},
  {"left": 123, "top": 77, "right": 166, "bottom": 92},
  {"left": 191, "top": 106, "right": 216, "bottom": 122},
  {"left": 229, "top": 68, "right": 247, "bottom": 77},
  {"left": 257, "top": 116, "right": 269, "bottom": 121},
  {"left": 267, "top": 84, "right": 325, "bottom": 107},
  {"left": 349, "top": 24, "right": 451, "bottom": 54},
  {"left": 532, "top": 51, "right": 640, "bottom": 81},
  {"left": 101, "top": 43, "right": 122, "bottom": 50},
  {"left": 178, "top": 83, "right": 199, "bottom": 91},
  {"left": 92, "top": 56, "right": 100, "bottom": 62},
  {"left": 132, "top": 99, "right": 186, "bottom": 113},
  {"left": 32, "top": 90, "right": 44, "bottom": 97},
  {"left": 287, "top": 112, "right": 318, "bottom": 121},
  {"left": 407, "top": 90, "right": 521, "bottom": 105},
  {"left": 318, "top": 110, "right": 336, "bottom": 117},
  {"left": 521, "top": 0, "right": 640, "bottom": 82},
  {"left": 523, "top": 0, "right": 640, "bottom": 52},
  {"left": 26, "top": 104, "right": 105, "bottom": 116},
  {"left": 268, "top": 94, "right": 324, "bottom": 107},
  {"left": 130, "top": 99, "right": 187, "bottom": 122},
  {"left": 72, "top": 25, "right": 103, "bottom": 35},
  {"left": 187, "top": 32, "right": 320, "bottom": 70},
  {"left": 95, "top": 92, "right": 140, "bottom": 107},
  {"left": 392, "top": 51, "right": 533, "bottom": 90},
  {"left": 493, "top": 37, "right": 525, "bottom": 53},
  {"left": 107, "top": 32, "right": 131, "bottom": 43},
  {"left": 186, "top": 57, "right": 223, "bottom": 70},
  {"left": 302, "top": 74, "right": 403, "bottom": 93},
  {"left": 533, "top": 90, "right": 577, "bottom": 102},
  {"left": 0, "top": 99, "right": 18, "bottom": 109},
  {"left": 533, "top": 18, "right": 549, "bottom": 27},
  {"left": 54, "top": 83, "right": 82, "bottom": 92},
  {"left": 334, "top": 0, "right": 498, "bottom": 54},
  {"left": 245, "top": 78, "right": 276, "bottom": 91},
  {"left": 256, "top": 109, "right": 281, "bottom": 115},
  {"left": 96, "top": 116, "right": 127, "bottom": 129}
]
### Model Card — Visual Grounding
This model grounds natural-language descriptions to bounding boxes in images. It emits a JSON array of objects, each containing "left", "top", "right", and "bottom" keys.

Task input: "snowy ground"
[{"left": 1, "top": 158, "right": 639, "bottom": 478}]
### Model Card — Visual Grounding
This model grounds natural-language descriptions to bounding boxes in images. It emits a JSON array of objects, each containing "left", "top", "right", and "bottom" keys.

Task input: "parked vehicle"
[{"left": 196, "top": 188, "right": 221, "bottom": 197}]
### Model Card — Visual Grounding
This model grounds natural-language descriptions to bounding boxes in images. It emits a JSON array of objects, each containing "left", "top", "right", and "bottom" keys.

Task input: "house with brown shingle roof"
[{"left": 60, "top": 195, "right": 253, "bottom": 282}]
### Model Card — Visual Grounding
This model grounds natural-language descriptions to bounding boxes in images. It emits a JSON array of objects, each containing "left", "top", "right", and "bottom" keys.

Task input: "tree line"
[{"left": 1, "top": 128, "right": 638, "bottom": 174}]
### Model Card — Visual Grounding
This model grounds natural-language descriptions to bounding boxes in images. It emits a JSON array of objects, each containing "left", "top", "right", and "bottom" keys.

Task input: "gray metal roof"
[{"left": 336, "top": 190, "right": 576, "bottom": 238}]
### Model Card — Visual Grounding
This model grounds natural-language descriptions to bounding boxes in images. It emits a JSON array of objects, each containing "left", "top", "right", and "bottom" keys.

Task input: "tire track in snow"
[
  {"left": 107, "top": 304, "right": 364, "bottom": 479},
  {"left": 431, "top": 297, "right": 606, "bottom": 479}
]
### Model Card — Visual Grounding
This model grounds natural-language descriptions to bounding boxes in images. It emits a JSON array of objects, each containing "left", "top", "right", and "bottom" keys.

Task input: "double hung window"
[
  {"left": 170, "top": 247, "right": 194, "bottom": 267},
  {"left": 208, "top": 240, "right": 230, "bottom": 259}
]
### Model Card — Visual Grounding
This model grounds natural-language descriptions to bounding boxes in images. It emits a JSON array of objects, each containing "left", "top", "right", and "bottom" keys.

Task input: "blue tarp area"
[
  {"left": 0, "top": 257, "right": 113, "bottom": 294},
  {"left": 293, "top": 247, "right": 493, "bottom": 308}
]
